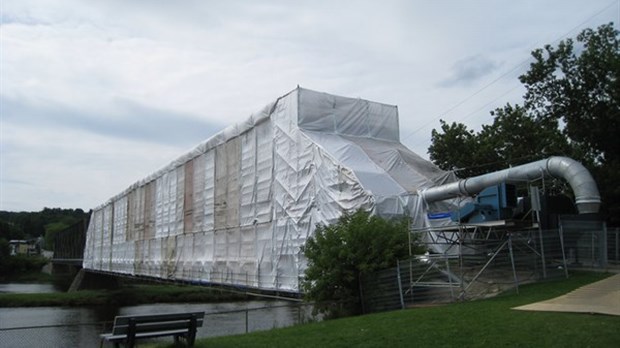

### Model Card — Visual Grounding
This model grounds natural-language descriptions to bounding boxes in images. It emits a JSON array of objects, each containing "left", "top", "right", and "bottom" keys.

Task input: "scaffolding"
[
  {"left": 409, "top": 219, "right": 554, "bottom": 300},
  {"left": 360, "top": 181, "right": 607, "bottom": 312}
]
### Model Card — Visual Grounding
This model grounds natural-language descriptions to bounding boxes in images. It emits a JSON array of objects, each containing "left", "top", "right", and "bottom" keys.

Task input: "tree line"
[{"left": 0, "top": 208, "right": 89, "bottom": 250}]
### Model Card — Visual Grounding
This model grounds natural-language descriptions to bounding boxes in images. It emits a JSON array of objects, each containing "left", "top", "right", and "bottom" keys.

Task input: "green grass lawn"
[{"left": 158, "top": 272, "right": 619, "bottom": 348}]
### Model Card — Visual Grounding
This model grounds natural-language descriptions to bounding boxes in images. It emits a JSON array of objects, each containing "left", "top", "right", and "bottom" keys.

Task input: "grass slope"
[{"left": 163, "top": 272, "right": 619, "bottom": 348}]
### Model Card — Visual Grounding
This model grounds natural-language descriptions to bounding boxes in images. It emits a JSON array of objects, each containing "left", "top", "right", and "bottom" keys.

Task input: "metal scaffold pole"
[{"left": 508, "top": 233, "right": 519, "bottom": 294}]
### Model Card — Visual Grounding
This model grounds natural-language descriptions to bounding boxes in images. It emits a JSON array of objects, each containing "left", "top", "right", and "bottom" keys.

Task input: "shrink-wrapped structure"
[{"left": 83, "top": 87, "right": 456, "bottom": 292}]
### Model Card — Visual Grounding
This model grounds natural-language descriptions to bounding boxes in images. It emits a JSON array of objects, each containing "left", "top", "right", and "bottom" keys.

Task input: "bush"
[
  {"left": 0, "top": 253, "right": 48, "bottom": 280},
  {"left": 301, "top": 209, "right": 424, "bottom": 318}
]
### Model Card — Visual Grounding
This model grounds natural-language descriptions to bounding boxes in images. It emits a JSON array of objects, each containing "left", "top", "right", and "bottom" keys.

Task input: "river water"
[
  {"left": 0, "top": 283, "right": 61, "bottom": 294},
  {"left": 0, "top": 284, "right": 313, "bottom": 348}
]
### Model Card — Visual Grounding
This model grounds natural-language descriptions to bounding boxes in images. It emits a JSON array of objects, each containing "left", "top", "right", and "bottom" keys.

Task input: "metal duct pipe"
[{"left": 420, "top": 156, "right": 601, "bottom": 214}]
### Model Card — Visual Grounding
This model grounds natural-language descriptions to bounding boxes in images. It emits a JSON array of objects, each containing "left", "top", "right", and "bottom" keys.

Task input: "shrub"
[{"left": 301, "top": 209, "right": 423, "bottom": 318}]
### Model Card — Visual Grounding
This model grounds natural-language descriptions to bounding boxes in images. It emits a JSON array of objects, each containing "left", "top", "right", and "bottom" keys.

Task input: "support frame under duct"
[{"left": 409, "top": 220, "right": 561, "bottom": 301}]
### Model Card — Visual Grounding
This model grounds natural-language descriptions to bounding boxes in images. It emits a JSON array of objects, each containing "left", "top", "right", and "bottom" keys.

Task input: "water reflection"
[
  {"left": 0, "top": 306, "right": 104, "bottom": 347},
  {"left": 0, "top": 283, "right": 61, "bottom": 294}
]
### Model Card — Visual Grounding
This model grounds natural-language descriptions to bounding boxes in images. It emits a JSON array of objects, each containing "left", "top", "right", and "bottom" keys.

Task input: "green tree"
[
  {"left": 44, "top": 221, "right": 72, "bottom": 250},
  {"left": 519, "top": 22, "right": 620, "bottom": 224},
  {"left": 480, "top": 104, "right": 571, "bottom": 163},
  {"left": 0, "top": 238, "right": 11, "bottom": 276},
  {"left": 301, "top": 210, "right": 422, "bottom": 318},
  {"left": 520, "top": 23, "right": 619, "bottom": 164},
  {"left": 429, "top": 104, "right": 570, "bottom": 178},
  {"left": 0, "top": 220, "right": 25, "bottom": 240},
  {"left": 429, "top": 119, "right": 484, "bottom": 177}
]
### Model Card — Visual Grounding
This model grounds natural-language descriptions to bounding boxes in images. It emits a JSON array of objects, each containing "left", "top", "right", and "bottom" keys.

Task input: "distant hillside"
[{"left": 0, "top": 208, "right": 90, "bottom": 243}]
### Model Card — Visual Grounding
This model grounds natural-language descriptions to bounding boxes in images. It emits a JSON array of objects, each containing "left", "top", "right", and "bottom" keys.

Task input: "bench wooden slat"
[
  {"left": 113, "top": 311, "right": 205, "bottom": 326},
  {"left": 111, "top": 319, "right": 205, "bottom": 335},
  {"left": 112, "top": 320, "right": 203, "bottom": 335},
  {"left": 102, "top": 328, "right": 191, "bottom": 341}
]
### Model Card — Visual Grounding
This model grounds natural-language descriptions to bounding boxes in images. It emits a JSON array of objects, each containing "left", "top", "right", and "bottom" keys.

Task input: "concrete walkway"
[{"left": 513, "top": 273, "right": 620, "bottom": 316}]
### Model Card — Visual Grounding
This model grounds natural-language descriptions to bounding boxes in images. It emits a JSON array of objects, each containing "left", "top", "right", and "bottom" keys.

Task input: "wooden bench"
[{"left": 100, "top": 311, "right": 205, "bottom": 348}]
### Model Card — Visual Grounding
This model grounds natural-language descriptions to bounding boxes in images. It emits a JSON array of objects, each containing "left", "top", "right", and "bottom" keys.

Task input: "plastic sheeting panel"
[
  {"left": 298, "top": 88, "right": 399, "bottom": 142},
  {"left": 183, "top": 160, "right": 195, "bottom": 234},
  {"left": 203, "top": 151, "right": 216, "bottom": 232},
  {"left": 303, "top": 131, "right": 405, "bottom": 196},
  {"left": 144, "top": 181, "right": 156, "bottom": 240},
  {"left": 215, "top": 138, "right": 241, "bottom": 230},
  {"left": 255, "top": 123, "right": 274, "bottom": 224},
  {"left": 83, "top": 87, "right": 457, "bottom": 293},
  {"left": 350, "top": 136, "right": 456, "bottom": 192},
  {"left": 113, "top": 196, "right": 127, "bottom": 244},
  {"left": 240, "top": 128, "right": 257, "bottom": 226}
]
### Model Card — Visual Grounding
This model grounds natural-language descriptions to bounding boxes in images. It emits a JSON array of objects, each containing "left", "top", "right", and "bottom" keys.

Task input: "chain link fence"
[{"left": 361, "top": 227, "right": 612, "bottom": 313}]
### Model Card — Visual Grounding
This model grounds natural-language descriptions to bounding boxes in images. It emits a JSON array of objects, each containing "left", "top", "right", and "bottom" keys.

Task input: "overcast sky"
[{"left": 1, "top": 0, "right": 619, "bottom": 212}]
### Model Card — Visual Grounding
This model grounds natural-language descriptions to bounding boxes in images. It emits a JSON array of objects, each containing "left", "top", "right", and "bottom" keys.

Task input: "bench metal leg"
[
  {"left": 126, "top": 318, "right": 136, "bottom": 348},
  {"left": 188, "top": 314, "right": 198, "bottom": 346}
]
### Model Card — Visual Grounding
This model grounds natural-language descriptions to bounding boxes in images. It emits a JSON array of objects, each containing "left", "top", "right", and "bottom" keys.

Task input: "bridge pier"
[
  {"left": 68, "top": 269, "right": 120, "bottom": 292},
  {"left": 50, "top": 262, "right": 80, "bottom": 277},
  {"left": 47, "top": 261, "right": 82, "bottom": 291}
]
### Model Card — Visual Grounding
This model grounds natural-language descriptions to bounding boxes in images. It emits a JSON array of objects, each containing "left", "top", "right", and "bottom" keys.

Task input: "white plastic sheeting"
[{"left": 83, "top": 87, "right": 457, "bottom": 292}]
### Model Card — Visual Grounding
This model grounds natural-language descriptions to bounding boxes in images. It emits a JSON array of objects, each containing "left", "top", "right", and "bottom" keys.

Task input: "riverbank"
[{"left": 0, "top": 283, "right": 249, "bottom": 307}]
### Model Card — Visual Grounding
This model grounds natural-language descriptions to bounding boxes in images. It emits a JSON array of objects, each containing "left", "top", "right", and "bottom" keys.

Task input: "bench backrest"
[{"left": 110, "top": 312, "right": 205, "bottom": 336}]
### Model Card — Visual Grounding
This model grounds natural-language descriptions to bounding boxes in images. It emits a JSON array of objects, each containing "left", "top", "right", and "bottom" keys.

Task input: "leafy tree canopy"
[
  {"left": 430, "top": 104, "right": 571, "bottom": 178},
  {"left": 520, "top": 23, "right": 620, "bottom": 164}
]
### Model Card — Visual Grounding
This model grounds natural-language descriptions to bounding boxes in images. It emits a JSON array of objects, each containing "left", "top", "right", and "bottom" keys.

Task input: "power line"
[
  {"left": 458, "top": 85, "right": 523, "bottom": 124},
  {"left": 450, "top": 154, "right": 546, "bottom": 174},
  {"left": 408, "top": 85, "right": 523, "bottom": 152},
  {"left": 401, "top": 56, "right": 527, "bottom": 142}
]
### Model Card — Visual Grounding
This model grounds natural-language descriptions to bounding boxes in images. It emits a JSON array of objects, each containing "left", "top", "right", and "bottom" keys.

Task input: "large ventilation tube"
[{"left": 420, "top": 156, "right": 601, "bottom": 214}]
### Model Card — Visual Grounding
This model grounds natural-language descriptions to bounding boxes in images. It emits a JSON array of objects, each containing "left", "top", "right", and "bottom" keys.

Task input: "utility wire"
[
  {"left": 450, "top": 154, "right": 542, "bottom": 174},
  {"left": 408, "top": 84, "right": 523, "bottom": 151},
  {"left": 402, "top": 0, "right": 620, "bottom": 142}
]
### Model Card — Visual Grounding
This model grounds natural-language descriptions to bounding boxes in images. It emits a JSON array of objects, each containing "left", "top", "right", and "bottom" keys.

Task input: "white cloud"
[
  {"left": 1, "top": 0, "right": 618, "bottom": 211},
  {"left": 439, "top": 55, "right": 500, "bottom": 87},
  {"left": 1, "top": 123, "right": 185, "bottom": 211}
]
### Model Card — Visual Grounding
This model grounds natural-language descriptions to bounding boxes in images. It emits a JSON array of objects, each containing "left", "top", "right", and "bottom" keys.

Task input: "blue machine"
[{"left": 451, "top": 183, "right": 517, "bottom": 223}]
